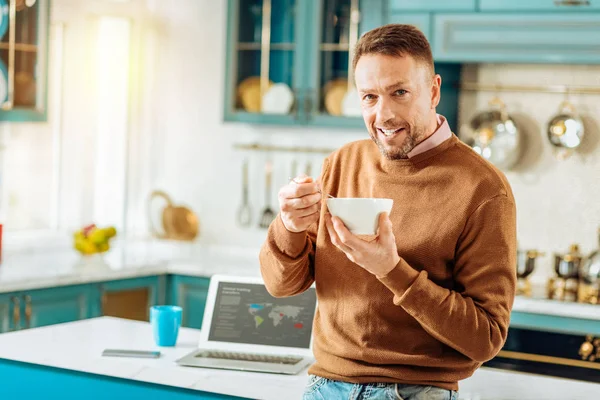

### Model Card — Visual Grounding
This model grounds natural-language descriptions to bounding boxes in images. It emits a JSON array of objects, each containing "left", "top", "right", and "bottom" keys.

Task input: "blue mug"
[{"left": 150, "top": 305, "right": 182, "bottom": 347}]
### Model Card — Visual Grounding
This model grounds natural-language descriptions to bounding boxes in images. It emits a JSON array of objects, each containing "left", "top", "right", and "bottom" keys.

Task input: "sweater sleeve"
[
  {"left": 378, "top": 194, "right": 517, "bottom": 363},
  {"left": 258, "top": 158, "right": 331, "bottom": 298}
]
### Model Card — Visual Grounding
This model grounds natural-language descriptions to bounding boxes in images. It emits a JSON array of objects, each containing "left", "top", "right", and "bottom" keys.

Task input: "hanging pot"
[
  {"left": 464, "top": 96, "right": 521, "bottom": 169},
  {"left": 547, "top": 100, "right": 584, "bottom": 160}
]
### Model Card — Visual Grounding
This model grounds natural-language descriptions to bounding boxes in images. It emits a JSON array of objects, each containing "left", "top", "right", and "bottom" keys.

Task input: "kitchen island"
[{"left": 0, "top": 317, "right": 599, "bottom": 400}]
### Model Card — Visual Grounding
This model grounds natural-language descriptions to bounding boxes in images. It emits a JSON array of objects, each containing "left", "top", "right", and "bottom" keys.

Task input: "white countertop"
[
  {"left": 0, "top": 242, "right": 599, "bottom": 322},
  {"left": 0, "top": 317, "right": 598, "bottom": 400}
]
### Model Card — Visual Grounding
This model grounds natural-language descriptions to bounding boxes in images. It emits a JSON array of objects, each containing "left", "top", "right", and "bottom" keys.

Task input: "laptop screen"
[{"left": 207, "top": 281, "right": 317, "bottom": 349}]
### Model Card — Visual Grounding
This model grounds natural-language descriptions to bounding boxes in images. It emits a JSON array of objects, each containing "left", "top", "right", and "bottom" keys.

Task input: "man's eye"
[
  {"left": 363, "top": 94, "right": 376, "bottom": 101},
  {"left": 394, "top": 89, "right": 407, "bottom": 96}
]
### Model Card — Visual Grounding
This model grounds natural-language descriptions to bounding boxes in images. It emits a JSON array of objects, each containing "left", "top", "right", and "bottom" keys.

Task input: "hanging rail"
[
  {"left": 233, "top": 143, "right": 335, "bottom": 155},
  {"left": 460, "top": 82, "right": 600, "bottom": 95}
]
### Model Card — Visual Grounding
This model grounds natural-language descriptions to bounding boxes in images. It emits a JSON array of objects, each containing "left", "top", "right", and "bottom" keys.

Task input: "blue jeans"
[{"left": 302, "top": 375, "right": 459, "bottom": 400}]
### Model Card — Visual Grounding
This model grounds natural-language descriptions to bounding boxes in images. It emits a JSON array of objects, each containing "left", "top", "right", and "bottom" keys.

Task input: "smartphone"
[{"left": 102, "top": 349, "right": 161, "bottom": 359}]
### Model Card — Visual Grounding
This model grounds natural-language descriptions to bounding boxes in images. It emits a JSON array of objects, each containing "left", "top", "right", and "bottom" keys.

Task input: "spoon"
[{"left": 288, "top": 177, "right": 335, "bottom": 198}]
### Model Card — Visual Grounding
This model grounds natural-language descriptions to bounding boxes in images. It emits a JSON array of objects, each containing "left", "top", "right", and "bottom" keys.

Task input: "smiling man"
[{"left": 259, "top": 24, "right": 517, "bottom": 400}]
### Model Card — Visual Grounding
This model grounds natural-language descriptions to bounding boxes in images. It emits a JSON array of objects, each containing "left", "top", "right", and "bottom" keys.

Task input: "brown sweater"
[{"left": 259, "top": 134, "right": 517, "bottom": 391}]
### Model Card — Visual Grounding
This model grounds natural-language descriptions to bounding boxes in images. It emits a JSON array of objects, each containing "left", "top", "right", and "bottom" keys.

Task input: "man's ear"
[{"left": 431, "top": 74, "right": 442, "bottom": 109}]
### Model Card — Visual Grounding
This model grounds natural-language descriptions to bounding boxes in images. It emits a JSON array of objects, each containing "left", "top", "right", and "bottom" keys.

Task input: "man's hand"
[
  {"left": 278, "top": 175, "right": 322, "bottom": 233},
  {"left": 325, "top": 212, "right": 400, "bottom": 277}
]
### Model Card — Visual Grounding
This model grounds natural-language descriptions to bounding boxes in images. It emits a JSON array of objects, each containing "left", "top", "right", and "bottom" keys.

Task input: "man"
[{"left": 259, "top": 24, "right": 516, "bottom": 400}]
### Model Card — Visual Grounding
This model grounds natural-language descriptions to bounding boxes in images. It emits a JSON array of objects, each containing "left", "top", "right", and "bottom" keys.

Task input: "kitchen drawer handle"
[
  {"left": 24, "top": 295, "right": 32, "bottom": 329},
  {"left": 11, "top": 296, "right": 20, "bottom": 330},
  {"left": 554, "top": 0, "right": 591, "bottom": 6}
]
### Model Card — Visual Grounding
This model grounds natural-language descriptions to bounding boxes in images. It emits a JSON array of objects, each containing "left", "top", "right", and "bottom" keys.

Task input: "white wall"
[{"left": 2, "top": 1, "right": 600, "bottom": 286}]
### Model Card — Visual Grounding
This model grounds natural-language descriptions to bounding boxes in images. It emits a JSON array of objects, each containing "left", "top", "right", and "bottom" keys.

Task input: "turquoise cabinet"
[
  {"left": 169, "top": 275, "right": 210, "bottom": 330},
  {"left": 0, "top": 286, "right": 89, "bottom": 332},
  {"left": 0, "top": 0, "right": 50, "bottom": 122},
  {"left": 95, "top": 276, "right": 164, "bottom": 321},
  {"left": 224, "top": 0, "right": 386, "bottom": 128},
  {"left": 432, "top": 13, "right": 600, "bottom": 64},
  {"left": 389, "top": 0, "right": 476, "bottom": 11},
  {"left": 479, "top": 0, "right": 600, "bottom": 12},
  {"left": 510, "top": 311, "right": 600, "bottom": 336},
  {"left": 388, "top": 12, "right": 430, "bottom": 39},
  {"left": 0, "top": 293, "right": 16, "bottom": 333},
  {"left": 24, "top": 285, "right": 90, "bottom": 329}
]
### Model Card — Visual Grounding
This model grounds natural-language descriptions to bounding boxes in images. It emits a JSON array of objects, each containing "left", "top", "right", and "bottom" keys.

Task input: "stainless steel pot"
[
  {"left": 554, "top": 244, "right": 583, "bottom": 279},
  {"left": 516, "top": 249, "right": 544, "bottom": 278},
  {"left": 547, "top": 100, "right": 584, "bottom": 159},
  {"left": 464, "top": 97, "right": 521, "bottom": 169},
  {"left": 580, "top": 228, "right": 600, "bottom": 285}
]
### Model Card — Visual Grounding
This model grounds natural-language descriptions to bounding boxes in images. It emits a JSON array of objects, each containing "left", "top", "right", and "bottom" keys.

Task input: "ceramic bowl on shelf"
[{"left": 261, "top": 82, "right": 294, "bottom": 114}]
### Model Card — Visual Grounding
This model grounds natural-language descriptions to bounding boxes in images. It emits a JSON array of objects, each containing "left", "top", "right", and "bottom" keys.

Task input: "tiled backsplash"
[{"left": 1, "top": 1, "right": 599, "bottom": 288}]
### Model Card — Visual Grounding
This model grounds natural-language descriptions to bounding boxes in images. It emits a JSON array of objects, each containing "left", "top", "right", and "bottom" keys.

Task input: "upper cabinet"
[
  {"left": 385, "top": 1, "right": 600, "bottom": 65},
  {"left": 432, "top": 13, "right": 600, "bottom": 64},
  {"left": 389, "top": 0, "right": 476, "bottom": 11},
  {"left": 0, "top": 0, "right": 50, "bottom": 122},
  {"left": 479, "top": 0, "right": 600, "bottom": 12},
  {"left": 223, "top": 0, "right": 385, "bottom": 128}
]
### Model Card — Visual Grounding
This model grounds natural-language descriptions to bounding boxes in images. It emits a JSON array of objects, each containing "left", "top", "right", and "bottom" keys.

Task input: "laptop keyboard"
[{"left": 195, "top": 350, "right": 303, "bottom": 365}]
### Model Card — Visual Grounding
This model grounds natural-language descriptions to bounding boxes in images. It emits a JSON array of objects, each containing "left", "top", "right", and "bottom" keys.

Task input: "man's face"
[{"left": 354, "top": 54, "right": 441, "bottom": 160}]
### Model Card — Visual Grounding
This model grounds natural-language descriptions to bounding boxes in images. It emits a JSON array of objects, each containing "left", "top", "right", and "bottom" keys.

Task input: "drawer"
[
  {"left": 389, "top": 0, "right": 476, "bottom": 11},
  {"left": 480, "top": 0, "right": 600, "bottom": 12},
  {"left": 432, "top": 13, "right": 600, "bottom": 64}
]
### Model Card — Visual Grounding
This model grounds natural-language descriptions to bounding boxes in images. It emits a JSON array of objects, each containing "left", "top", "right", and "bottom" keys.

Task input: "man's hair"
[{"left": 352, "top": 24, "right": 434, "bottom": 77}]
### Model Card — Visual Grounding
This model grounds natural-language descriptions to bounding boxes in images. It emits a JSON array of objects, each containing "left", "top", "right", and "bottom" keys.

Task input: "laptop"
[{"left": 176, "top": 274, "right": 317, "bottom": 375}]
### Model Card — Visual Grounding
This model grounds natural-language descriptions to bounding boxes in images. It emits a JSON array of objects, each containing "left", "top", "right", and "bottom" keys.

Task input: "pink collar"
[{"left": 407, "top": 114, "right": 452, "bottom": 158}]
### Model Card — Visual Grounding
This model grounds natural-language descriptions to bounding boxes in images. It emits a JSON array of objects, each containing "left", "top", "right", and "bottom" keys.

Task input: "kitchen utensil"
[
  {"left": 516, "top": 249, "right": 545, "bottom": 279},
  {"left": 148, "top": 191, "right": 199, "bottom": 240},
  {"left": 578, "top": 227, "right": 600, "bottom": 304},
  {"left": 305, "top": 160, "right": 312, "bottom": 177},
  {"left": 546, "top": 100, "right": 584, "bottom": 159},
  {"left": 463, "top": 96, "right": 521, "bottom": 169},
  {"left": 261, "top": 82, "right": 294, "bottom": 114},
  {"left": 554, "top": 244, "right": 583, "bottom": 279},
  {"left": 236, "top": 160, "right": 252, "bottom": 227},
  {"left": 290, "top": 159, "right": 297, "bottom": 179},
  {"left": 581, "top": 228, "right": 600, "bottom": 285},
  {"left": 259, "top": 161, "right": 275, "bottom": 229},
  {"left": 289, "top": 177, "right": 335, "bottom": 198}
]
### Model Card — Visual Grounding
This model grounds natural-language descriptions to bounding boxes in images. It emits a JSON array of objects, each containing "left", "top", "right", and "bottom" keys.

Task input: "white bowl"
[{"left": 326, "top": 198, "right": 393, "bottom": 235}]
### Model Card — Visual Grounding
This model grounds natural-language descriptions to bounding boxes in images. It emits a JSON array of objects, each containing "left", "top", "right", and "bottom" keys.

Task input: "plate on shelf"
[
  {"left": 237, "top": 76, "right": 273, "bottom": 113},
  {"left": 323, "top": 78, "right": 348, "bottom": 116},
  {"left": 341, "top": 87, "right": 361, "bottom": 117},
  {"left": 261, "top": 83, "right": 294, "bottom": 114},
  {"left": 0, "top": 0, "right": 8, "bottom": 40}
]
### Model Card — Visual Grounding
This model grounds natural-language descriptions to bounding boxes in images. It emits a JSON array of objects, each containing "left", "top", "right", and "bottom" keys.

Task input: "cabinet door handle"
[
  {"left": 24, "top": 295, "right": 32, "bottom": 329},
  {"left": 11, "top": 296, "right": 20, "bottom": 330},
  {"left": 554, "top": 0, "right": 590, "bottom": 6}
]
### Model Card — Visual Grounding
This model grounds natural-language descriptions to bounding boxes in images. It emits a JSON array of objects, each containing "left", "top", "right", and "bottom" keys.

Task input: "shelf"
[
  {"left": 0, "top": 42, "right": 38, "bottom": 52},
  {"left": 236, "top": 42, "right": 295, "bottom": 51},
  {"left": 320, "top": 43, "right": 350, "bottom": 51}
]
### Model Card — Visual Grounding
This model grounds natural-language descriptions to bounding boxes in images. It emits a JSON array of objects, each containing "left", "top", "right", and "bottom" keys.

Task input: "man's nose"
[{"left": 375, "top": 97, "right": 395, "bottom": 122}]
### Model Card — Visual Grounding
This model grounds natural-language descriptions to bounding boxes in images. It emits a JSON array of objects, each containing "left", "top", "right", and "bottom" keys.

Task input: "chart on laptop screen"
[{"left": 208, "top": 282, "right": 317, "bottom": 349}]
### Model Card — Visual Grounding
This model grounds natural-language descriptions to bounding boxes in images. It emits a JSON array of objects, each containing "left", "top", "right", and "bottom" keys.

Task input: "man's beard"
[{"left": 370, "top": 123, "right": 426, "bottom": 160}]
